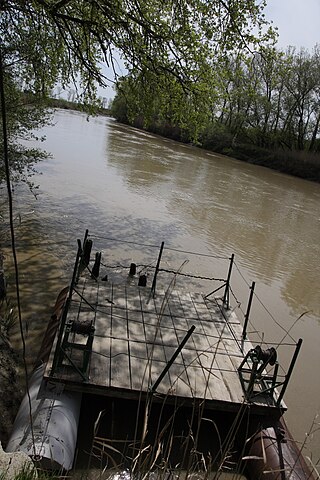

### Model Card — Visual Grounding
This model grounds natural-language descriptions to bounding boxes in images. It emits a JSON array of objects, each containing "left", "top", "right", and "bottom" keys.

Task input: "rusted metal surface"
[
  {"left": 244, "top": 417, "right": 315, "bottom": 479},
  {"left": 34, "top": 286, "right": 69, "bottom": 368}
]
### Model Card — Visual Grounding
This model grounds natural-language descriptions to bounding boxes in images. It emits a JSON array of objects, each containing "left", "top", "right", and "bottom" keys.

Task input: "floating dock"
[
  {"left": 9, "top": 233, "right": 311, "bottom": 478},
  {"left": 43, "top": 277, "right": 286, "bottom": 418}
]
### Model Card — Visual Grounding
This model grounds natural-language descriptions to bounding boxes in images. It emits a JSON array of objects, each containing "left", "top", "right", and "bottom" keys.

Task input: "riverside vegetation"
[
  {"left": 110, "top": 46, "right": 320, "bottom": 183},
  {"left": 1, "top": 2, "right": 319, "bottom": 186}
]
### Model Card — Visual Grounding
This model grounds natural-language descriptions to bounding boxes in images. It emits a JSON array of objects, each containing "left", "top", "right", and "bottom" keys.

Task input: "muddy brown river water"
[{"left": 1, "top": 109, "right": 319, "bottom": 466}]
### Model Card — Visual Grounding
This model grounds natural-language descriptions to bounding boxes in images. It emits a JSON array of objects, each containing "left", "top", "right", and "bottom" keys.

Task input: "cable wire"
[
  {"left": 234, "top": 261, "right": 296, "bottom": 342},
  {"left": 89, "top": 233, "right": 228, "bottom": 259}
]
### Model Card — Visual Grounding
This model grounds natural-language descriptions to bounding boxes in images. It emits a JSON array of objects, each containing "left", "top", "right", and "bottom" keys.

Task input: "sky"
[{"left": 264, "top": 0, "right": 320, "bottom": 51}]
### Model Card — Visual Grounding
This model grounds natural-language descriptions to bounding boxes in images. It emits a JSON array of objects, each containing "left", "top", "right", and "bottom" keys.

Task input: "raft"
[
  {"left": 6, "top": 364, "right": 82, "bottom": 471},
  {"left": 6, "top": 231, "right": 316, "bottom": 479}
]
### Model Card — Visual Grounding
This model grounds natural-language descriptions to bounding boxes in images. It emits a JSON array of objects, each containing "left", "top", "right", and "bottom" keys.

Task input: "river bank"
[
  {"left": 0, "top": 330, "right": 22, "bottom": 447},
  {"left": 0, "top": 226, "right": 23, "bottom": 447},
  {"left": 125, "top": 118, "right": 320, "bottom": 184},
  {"left": 208, "top": 141, "right": 320, "bottom": 183}
]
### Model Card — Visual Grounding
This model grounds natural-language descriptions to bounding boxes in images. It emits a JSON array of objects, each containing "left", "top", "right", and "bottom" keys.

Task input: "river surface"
[{"left": 1, "top": 109, "right": 320, "bottom": 465}]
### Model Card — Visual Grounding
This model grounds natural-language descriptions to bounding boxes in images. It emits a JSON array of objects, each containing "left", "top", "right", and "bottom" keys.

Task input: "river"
[{"left": 1, "top": 109, "right": 320, "bottom": 465}]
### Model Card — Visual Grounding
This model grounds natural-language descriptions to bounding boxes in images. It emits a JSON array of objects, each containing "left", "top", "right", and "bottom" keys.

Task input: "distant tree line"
[{"left": 111, "top": 46, "right": 320, "bottom": 181}]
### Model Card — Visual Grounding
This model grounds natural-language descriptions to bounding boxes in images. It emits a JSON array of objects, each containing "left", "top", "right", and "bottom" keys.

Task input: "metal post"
[
  {"left": 75, "top": 229, "right": 92, "bottom": 284},
  {"left": 82, "top": 239, "right": 92, "bottom": 268},
  {"left": 150, "top": 325, "right": 195, "bottom": 393},
  {"left": 81, "top": 229, "right": 91, "bottom": 268},
  {"left": 272, "top": 362, "right": 279, "bottom": 390},
  {"left": 91, "top": 252, "right": 101, "bottom": 279},
  {"left": 222, "top": 254, "right": 234, "bottom": 309},
  {"left": 83, "top": 229, "right": 89, "bottom": 244},
  {"left": 151, "top": 242, "right": 164, "bottom": 296},
  {"left": 51, "top": 241, "right": 82, "bottom": 375},
  {"left": 246, "top": 357, "right": 258, "bottom": 399},
  {"left": 276, "top": 338, "right": 303, "bottom": 407},
  {"left": 242, "top": 281, "right": 255, "bottom": 340}
]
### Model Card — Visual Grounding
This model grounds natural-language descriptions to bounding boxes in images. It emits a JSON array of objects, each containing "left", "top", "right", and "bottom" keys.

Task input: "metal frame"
[{"left": 238, "top": 340, "right": 303, "bottom": 406}]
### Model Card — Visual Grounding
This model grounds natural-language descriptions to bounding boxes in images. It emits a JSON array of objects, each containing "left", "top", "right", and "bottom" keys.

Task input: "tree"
[
  {"left": 1, "top": 0, "right": 276, "bottom": 111},
  {"left": 1, "top": 0, "right": 276, "bottom": 181},
  {"left": 279, "top": 47, "right": 320, "bottom": 150},
  {"left": 0, "top": 63, "right": 50, "bottom": 185},
  {"left": 1, "top": 0, "right": 274, "bottom": 96}
]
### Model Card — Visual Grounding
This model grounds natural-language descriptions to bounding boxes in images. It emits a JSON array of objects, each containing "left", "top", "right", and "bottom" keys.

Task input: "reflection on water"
[
  {"left": 1, "top": 109, "right": 319, "bottom": 462},
  {"left": 107, "top": 123, "right": 320, "bottom": 316}
]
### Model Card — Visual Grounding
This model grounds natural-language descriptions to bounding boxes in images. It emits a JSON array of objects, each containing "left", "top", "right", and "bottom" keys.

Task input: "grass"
[
  {"left": 74, "top": 396, "right": 251, "bottom": 479},
  {"left": 0, "top": 297, "right": 17, "bottom": 338},
  {"left": 0, "top": 462, "right": 39, "bottom": 480}
]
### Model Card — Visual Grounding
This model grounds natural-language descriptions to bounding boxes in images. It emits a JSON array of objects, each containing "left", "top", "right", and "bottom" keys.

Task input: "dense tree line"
[
  {"left": 213, "top": 46, "right": 320, "bottom": 153},
  {"left": 111, "top": 45, "right": 320, "bottom": 180}
]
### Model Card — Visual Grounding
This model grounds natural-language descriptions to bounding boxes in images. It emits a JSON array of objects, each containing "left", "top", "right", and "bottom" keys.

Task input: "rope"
[
  {"left": 234, "top": 261, "right": 251, "bottom": 288},
  {"left": 159, "top": 268, "right": 226, "bottom": 282},
  {"left": 252, "top": 290, "right": 296, "bottom": 342}
]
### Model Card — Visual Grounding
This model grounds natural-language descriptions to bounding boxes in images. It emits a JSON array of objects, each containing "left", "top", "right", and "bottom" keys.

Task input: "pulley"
[
  {"left": 252, "top": 345, "right": 277, "bottom": 366},
  {"left": 238, "top": 344, "right": 279, "bottom": 401}
]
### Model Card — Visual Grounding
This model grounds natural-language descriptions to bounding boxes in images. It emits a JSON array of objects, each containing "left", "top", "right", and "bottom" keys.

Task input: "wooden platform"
[{"left": 43, "top": 278, "right": 284, "bottom": 417}]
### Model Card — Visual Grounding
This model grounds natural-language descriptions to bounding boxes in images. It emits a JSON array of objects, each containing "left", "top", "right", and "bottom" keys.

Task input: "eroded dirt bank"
[{"left": 0, "top": 333, "right": 22, "bottom": 446}]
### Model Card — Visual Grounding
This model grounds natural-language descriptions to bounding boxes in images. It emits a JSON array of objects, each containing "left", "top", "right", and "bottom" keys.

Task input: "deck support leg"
[
  {"left": 151, "top": 241, "right": 164, "bottom": 297},
  {"left": 222, "top": 254, "right": 234, "bottom": 309},
  {"left": 242, "top": 281, "right": 255, "bottom": 340},
  {"left": 276, "top": 338, "right": 303, "bottom": 406}
]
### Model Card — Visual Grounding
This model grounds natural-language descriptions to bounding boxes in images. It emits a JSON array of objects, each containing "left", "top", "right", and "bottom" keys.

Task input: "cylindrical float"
[
  {"left": 6, "top": 364, "right": 82, "bottom": 471},
  {"left": 244, "top": 419, "right": 315, "bottom": 480}
]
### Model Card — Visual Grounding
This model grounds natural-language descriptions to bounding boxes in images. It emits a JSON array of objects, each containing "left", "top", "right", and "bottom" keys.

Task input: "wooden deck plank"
[
  {"left": 43, "top": 281, "right": 283, "bottom": 416},
  {"left": 147, "top": 295, "right": 175, "bottom": 394},
  {"left": 178, "top": 292, "right": 233, "bottom": 402},
  {"left": 110, "top": 285, "right": 131, "bottom": 390},
  {"left": 204, "top": 299, "right": 253, "bottom": 372},
  {"left": 160, "top": 291, "right": 204, "bottom": 400},
  {"left": 90, "top": 336, "right": 110, "bottom": 387},
  {"left": 151, "top": 293, "right": 193, "bottom": 398},
  {"left": 186, "top": 292, "right": 243, "bottom": 403},
  {"left": 133, "top": 288, "right": 154, "bottom": 391}
]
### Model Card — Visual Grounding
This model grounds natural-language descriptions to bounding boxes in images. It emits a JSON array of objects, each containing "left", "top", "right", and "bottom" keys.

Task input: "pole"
[
  {"left": 222, "top": 254, "right": 234, "bottom": 309},
  {"left": 150, "top": 325, "right": 195, "bottom": 393},
  {"left": 51, "top": 241, "right": 82, "bottom": 375},
  {"left": 151, "top": 241, "right": 164, "bottom": 296},
  {"left": 242, "top": 281, "right": 255, "bottom": 340},
  {"left": 276, "top": 338, "right": 303, "bottom": 407}
]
